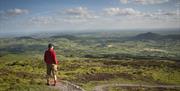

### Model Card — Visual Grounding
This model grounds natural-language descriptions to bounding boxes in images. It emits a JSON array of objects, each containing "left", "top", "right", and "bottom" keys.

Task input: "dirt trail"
[
  {"left": 50, "top": 81, "right": 180, "bottom": 91},
  {"left": 93, "top": 84, "right": 180, "bottom": 91},
  {"left": 50, "top": 80, "right": 85, "bottom": 91}
]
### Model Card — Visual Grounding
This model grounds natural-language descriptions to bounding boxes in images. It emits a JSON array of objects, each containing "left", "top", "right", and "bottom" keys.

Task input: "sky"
[{"left": 0, "top": 0, "right": 180, "bottom": 34}]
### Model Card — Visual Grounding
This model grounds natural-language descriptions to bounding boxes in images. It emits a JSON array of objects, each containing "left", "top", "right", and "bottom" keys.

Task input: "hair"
[{"left": 48, "top": 43, "right": 53, "bottom": 49}]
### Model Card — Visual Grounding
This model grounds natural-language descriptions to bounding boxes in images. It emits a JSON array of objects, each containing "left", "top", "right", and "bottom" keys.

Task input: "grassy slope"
[
  {"left": 0, "top": 32, "right": 180, "bottom": 91},
  {"left": 0, "top": 54, "right": 59, "bottom": 91},
  {"left": 60, "top": 59, "right": 180, "bottom": 90},
  {"left": 105, "top": 86, "right": 180, "bottom": 91},
  {"left": 0, "top": 54, "right": 180, "bottom": 91}
]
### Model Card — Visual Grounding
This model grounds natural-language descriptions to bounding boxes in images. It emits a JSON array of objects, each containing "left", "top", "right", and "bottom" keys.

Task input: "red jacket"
[{"left": 44, "top": 49, "right": 58, "bottom": 64}]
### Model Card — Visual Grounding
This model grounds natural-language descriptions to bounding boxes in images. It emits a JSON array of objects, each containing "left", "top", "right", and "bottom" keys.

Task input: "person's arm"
[
  {"left": 52, "top": 51, "right": 58, "bottom": 64},
  {"left": 44, "top": 51, "right": 47, "bottom": 63}
]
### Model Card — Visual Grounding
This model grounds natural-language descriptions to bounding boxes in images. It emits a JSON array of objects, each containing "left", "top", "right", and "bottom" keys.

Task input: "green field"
[{"left": 0, "top": 31, "right": 180, "bottom": 91}]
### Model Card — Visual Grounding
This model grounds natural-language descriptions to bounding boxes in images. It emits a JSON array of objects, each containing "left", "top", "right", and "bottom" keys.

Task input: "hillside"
[
  {"left": 0, "top": 31, "right": 180, "bottom": 91},
  {"left": 132, "top": 32, "right": 180, "bottom": 40},
  {"left": 133, "top": 32, "right": 162, "bottom": 40}
]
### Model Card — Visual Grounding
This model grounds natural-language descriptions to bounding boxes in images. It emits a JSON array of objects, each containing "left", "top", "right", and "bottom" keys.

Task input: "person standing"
[{"left": 44, "top": 43, "right": 58, "bottom": 86}]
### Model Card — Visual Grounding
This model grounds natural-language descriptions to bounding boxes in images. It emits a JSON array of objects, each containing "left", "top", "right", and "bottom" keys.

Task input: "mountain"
[
  {"left": 133, "top": 32, "right": 162, "bottom": 40},
  {"left": 132, "top": 32, "right": 180, "bottom": 40}
]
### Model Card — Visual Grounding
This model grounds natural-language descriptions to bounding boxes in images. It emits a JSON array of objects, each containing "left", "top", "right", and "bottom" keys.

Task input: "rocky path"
[
  {"left": 50, "top": 81, "right": 180, "bottom": 91},
  {"left": 93, "top": 84, "right": 180, "bottom": 91},
  {"left": 50, "top": 80, "right": 85, "bottom": 91}
]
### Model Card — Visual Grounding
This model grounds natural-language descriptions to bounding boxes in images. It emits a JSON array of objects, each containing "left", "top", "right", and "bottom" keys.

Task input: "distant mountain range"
[
  {"left": 13, "top": 32, "right": 180, "bottom": 41},
  {"left": 132, "top": 32, "right": 180, "bottom": 40}
]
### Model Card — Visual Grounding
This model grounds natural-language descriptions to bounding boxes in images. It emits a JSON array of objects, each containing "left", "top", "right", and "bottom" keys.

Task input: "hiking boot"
[
  {"left": 46, "top": 83, "right": 50, "bottom": 86},
  {"left": 53, "top": 80, "right": 57, "bottom": 86}
]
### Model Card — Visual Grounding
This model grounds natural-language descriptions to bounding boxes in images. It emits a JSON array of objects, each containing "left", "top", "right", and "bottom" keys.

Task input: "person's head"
[{"left": 48, "top": 43, "right": 54, "bottom": 49}]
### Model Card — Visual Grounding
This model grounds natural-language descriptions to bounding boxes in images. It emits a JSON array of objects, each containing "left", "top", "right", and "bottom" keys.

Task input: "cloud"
[
  {"left": 28, "top": 16, "right": 54, "bottom": 25},
  {"left": 104, "top": 7, "right": 179, "bottom": 20},
  {"left": 120, "top": 0, "right": 129, "bottom": 4},
  {"left": 0, "top": 8, "right": 29, "bottom": 21},
  {"left": 144, "top": 10, "right": 180, "bottom": 20},
  {"left": 134, "top": 0, "right": 169, "bottom": 5},
  {"left": 102, "top": 7, "right": 179, "bottom": 30},
  {"left": 104, "top": 8, "right": 142, "bottom": 16},
  {"left": 1, "top": 6, "right": 179, "bottom": 31},
  {"left": 120, "top": 0, "right": 169, "bottom": 5},
  {"left": 26, "top": 7, "right": 98, "bottom": 26},
  {"left": 162, "top": 12, "right": 178, "bottom": 16},
  {"left": 63, "top": 7, "right": 97, "bottom": 19},
  {"left": 53, "top": 7, "right": 99, "bottom": 24},
  {"left": 0, "top": 8, "right": 29, "bottom": 17}
]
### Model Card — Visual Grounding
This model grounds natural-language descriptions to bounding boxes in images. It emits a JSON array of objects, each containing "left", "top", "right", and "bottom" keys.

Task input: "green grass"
[
  {"left": 57, "top": 58, "right": 180, "bottom": 90},
  {"left": 105, "top": 86, "right": 180, "bottom": 91},
  {"left": 1, "top": 54, "right": 180, "bottom": 91},
  {"left": 0, "top": 84, "right": 59, "bottom": 91},
  {"left": 0, "top": 32, "right": 180, "bottom": 91}
]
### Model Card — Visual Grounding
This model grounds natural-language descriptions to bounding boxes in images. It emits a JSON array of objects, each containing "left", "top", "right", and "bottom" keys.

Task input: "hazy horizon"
[{"left": 0, "top": 28, "right": 180, "bottom": 38}]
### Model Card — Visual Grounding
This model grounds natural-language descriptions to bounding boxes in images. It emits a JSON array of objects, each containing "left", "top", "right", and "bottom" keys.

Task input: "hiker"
[{"left": 44, "top": 43, "right": 58, "bottom": 86}]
